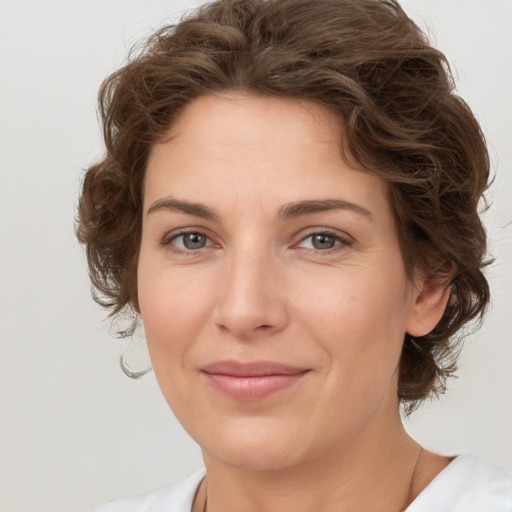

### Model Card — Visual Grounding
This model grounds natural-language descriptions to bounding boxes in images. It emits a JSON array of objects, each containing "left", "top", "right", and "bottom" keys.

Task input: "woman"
[{"left": 77, "top": 0, "right": 512, "bottom": 510}]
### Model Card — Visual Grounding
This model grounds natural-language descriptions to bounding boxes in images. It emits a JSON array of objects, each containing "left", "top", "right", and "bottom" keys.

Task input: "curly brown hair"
[{"left": 76, "top": 0, "right": 491, "bottom": 412}]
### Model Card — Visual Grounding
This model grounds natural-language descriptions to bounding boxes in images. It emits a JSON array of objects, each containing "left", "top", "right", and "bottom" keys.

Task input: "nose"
[{"left": 213, "top": 247, "right": 289, "bottom": 340}]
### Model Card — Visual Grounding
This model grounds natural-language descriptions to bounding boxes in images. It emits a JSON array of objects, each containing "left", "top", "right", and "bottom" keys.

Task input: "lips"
[{"left": 200, "top": 361, "right": 310, "bottom": 400}]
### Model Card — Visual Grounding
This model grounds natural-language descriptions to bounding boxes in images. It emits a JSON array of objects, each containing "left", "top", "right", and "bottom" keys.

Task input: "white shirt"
[{"left": 89, "top": 454, "right": 512, "bottom": 512}]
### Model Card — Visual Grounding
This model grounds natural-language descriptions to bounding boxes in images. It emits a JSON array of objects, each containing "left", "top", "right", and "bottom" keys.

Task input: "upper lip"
[{"left": 200, "top": 360, "right": 310, "bottom": 377}]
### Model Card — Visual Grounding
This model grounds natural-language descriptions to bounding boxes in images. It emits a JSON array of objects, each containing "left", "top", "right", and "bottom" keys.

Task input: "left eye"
[{"left": 299, "top": 233, "right": 342, "bottom": 250}]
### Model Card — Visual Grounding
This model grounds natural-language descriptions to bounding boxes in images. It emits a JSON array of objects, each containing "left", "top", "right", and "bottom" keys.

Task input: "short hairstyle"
[{"left": 76, "top": 0, "right": 491, "bottom": 412}]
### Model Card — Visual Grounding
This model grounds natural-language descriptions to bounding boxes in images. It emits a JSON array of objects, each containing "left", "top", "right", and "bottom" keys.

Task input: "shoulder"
[
  {"left": 408, "top": 454, "right": 512, "bottom": 512},
  {"left": 88, "top": 470, "right": 206, "bottom": 512}
]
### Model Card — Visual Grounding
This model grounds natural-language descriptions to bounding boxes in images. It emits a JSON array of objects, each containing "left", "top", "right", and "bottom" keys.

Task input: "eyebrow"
[
  {"left": 278, "top": 199, "right": 373, "bottom": 220},
  {"left": 146, "top": 196, "right": 373, "bottom": 222},
  {"left": 147, "top": 196, "right": 220, "bottom": 221}
]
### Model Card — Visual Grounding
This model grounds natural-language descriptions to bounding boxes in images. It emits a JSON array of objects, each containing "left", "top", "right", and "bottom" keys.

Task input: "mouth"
[{"left": 200, "top": 360, "right": 310, "bottom": 401}]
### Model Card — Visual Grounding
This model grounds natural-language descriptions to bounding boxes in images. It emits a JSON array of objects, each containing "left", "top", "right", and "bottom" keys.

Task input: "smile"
[{"left": 200, "top": 361, "right": 311, "bottom": 400}]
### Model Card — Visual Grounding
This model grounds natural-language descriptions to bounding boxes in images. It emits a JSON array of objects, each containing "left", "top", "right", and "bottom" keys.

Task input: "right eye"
[{"left": 166, "top": 231, "right": 211, "bottom": 251}]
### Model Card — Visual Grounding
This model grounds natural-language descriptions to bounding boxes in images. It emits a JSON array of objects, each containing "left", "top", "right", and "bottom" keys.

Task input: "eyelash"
[{"left": 161, "top": 229, "right": 353, "bottom": 255}]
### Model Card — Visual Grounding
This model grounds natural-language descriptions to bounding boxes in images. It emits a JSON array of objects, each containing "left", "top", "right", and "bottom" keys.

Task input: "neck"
[{"left": 200, "top": 401, "right": 424, "bottom": 512}]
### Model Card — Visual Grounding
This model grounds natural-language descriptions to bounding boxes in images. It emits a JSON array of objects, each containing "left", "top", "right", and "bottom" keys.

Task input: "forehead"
[
  {"left": 167, "top": 92, "right": 343, "bottom": 142},
  {"left": 144, "top": 93, "right": 390, "bottom": 218},
  {"left": 149, "top": 93, "right": 345, "bottom": 170}
]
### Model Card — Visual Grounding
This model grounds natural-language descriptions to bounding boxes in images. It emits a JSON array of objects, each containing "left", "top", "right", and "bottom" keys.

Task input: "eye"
[
  {"left": 297, "top": 231, "right": 349, "bottom": 251},
  {"left": 168, "top": 231, "right": 211, "bottom": 251},
  {"left": 310, "top": 233, "right": 338, "bottom": 250}
]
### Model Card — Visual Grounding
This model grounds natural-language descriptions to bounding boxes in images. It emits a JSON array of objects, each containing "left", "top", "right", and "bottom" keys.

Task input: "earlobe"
[{"left": 406, "top": 280, "right": 451, "bottom": 337}]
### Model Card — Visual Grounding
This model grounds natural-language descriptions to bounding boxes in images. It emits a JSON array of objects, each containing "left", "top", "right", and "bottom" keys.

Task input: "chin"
[{"left": 197, "top": 416, "right": 313, "bottom": 472}]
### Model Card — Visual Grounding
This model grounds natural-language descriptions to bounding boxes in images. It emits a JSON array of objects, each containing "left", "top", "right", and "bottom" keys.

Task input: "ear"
[{"left": 406, "top": 278, "right": 451, "bottom": 337}]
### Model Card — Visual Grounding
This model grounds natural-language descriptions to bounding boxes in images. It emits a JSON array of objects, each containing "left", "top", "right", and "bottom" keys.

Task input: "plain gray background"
[{"left": 1, "top": 1, "right": 511, "bottom": 511}]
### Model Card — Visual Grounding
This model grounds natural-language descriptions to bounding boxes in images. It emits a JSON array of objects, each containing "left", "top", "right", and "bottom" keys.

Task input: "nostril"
[{"left": 213, "top": 287, "right": 289, "bottom": 338}]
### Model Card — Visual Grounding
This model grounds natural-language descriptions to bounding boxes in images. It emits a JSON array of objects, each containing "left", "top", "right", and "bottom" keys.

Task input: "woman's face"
[{"left": 138, "top": 93, "right": 431, "bottom": 471}]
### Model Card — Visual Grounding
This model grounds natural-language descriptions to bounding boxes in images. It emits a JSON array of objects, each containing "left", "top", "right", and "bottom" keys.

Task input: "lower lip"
[{"left": 202, "top": 372, "right": 308, "bottom": 400}]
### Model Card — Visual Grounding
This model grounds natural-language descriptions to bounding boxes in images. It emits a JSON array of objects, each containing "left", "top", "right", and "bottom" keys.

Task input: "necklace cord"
[
  {"left": 201, "top": 446, "right": 424, "bottom": 512},
  {"left": 401, "top": 445, "right": 424, "bottom": 511}
]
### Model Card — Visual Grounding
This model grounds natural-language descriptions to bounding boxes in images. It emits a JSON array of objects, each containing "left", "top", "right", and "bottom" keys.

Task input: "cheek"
[
  {"left": 137, "top": 276, "right": 212, "bottom": 425},
  {"left": 296, "top": 265, "right": 411, "bottom": 376},
  {"left": 137, "top": 264, "right": 213, "bottom": 377}
]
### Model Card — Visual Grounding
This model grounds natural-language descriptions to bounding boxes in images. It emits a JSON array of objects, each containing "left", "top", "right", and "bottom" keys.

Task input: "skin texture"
[{"left": 137, "top": 93, "right": 450, "bottom": 511}]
